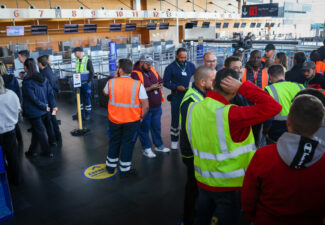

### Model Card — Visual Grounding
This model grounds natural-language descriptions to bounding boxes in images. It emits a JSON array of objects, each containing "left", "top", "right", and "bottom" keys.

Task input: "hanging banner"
[{"left": 242, "top": 3, "right": 279, "bottom": 18}]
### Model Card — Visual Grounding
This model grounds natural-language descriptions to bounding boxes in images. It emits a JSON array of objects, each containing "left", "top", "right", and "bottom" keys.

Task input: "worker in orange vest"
[
  {"left": 131, "top": 54, "right": 170, "bottom": 158},
  {"left": 103, "top": 58, "right": 149, "bottom": 177},
  {"left": 310, "top": 50, "right": 325, "bottom": 76},
  {"left": 242, "top": 50, "right": 268, "bottom": 90},
  {"left": 242, "top": 50, "right": 268, "bottom": 147}
]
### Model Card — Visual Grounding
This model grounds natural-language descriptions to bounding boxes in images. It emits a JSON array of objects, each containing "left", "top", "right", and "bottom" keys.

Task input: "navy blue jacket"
[
  {"left": 22, "top": 72, "right": 56, "bottom": 119},
  {"left": 40, "top": 66, "right": 59, "bottom": 93},
  {"left": 2, "top": 74, "right": 21, "bottom": 102},
  {"left": 163, "top": 60, "right": 196, "bottom": 93}
]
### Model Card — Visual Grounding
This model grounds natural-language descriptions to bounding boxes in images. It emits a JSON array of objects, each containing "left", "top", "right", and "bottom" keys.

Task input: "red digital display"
[{"left": 249, "top": 7, "right": 258, "bottom": 16}]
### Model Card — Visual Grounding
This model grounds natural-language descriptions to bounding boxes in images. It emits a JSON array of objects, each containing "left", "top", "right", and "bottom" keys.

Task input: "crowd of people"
[{"left": 0, "top": 41, "right": 325, "bottom": 224}]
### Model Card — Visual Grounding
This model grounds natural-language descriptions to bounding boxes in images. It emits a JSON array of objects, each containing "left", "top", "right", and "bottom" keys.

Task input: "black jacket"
[
  {"left": 304, "top": 73, "right": 325, "bottom": 89},
  {"left": 285, "top": 64, "right": 305, "bottom": 84},
  {"left": 317, "top": 46, "right": 325, "bottom": 61}
]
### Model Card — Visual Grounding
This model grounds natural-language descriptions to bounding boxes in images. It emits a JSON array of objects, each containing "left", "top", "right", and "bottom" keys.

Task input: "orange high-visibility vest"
[
  {"left": 261, "top": 57, "right": 267, "bottom": 63},
  {"left": 316, "top": 61, "right": 325, "bottom": 75},
  {"left": 132, "top": 67, "right": 165, "bottom": 102},
  {"left": 107, "top": 77, "right": 142, "bottom": 124},
  {"left": 242, "top": 68, "right": 268, "bottom": 89}
]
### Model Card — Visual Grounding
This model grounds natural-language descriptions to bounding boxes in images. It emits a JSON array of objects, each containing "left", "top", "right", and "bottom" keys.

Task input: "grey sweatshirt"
[
  {"left": 277, "top": 132, "right": 325, "bottom": 169},
  {"left": 0, "top": 89, "right": 21, "bottom": 134}
]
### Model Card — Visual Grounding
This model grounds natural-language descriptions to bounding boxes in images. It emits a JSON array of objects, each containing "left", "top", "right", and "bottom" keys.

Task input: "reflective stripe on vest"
[
  {"left": 109, "top": 78, "right": 141, "bottom": 108},
  {"left": 108, "top": 77, "right": 142, "bottom": 124},
  {"left": 186, "top": 98, "right": 256, "bottom": 187},
  {"left": 179, "top": 87, "right": 204, "bottom": 125},
  {"left": 132, "top": 68, "right": 164, "bottom": 102},
  {"left": 265, "top": 82, "right": 304, "bottom": 121},
  {"left": 242, "top": 68, "right": 268, "bottom": 89}
]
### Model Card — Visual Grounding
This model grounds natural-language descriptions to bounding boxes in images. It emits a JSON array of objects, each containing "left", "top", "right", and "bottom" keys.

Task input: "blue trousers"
[
  {"left": 139, "top": 107, "right": 163, "bottom": 149},
  {"left": 106, "top": 120, "right": 140, "bottom": 173},
  {"left": 80, "top": 82, "right": 92, "bottom": 117},
  {"left": 170, "top": 94, "right": 183, "bottom": 142},
  {"left": 194, "top": 187, "right": 241, "bottom": 225}
]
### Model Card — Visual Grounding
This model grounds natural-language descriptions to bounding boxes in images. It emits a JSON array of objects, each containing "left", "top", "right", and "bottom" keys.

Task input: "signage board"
[
  {"left": 242, "top": 3, "right": 279, "bottom": 18},
  {"left": 73, "top": 73, "right": 81, "bottom": 88}
]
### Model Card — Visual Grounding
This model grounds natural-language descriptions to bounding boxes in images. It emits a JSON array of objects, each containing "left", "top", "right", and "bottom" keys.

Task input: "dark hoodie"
[
  {"left": 2, "top": 74, "right": 21, "bottom": 102},
  {"left": 242, "top": 132, "right": 325, "bottom": 225},
  {"left": 22, "top": 72, "right": 56, "bottom": 119}
]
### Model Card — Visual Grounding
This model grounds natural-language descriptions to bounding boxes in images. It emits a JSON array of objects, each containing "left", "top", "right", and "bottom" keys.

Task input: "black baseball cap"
[
  {"left": 265, "top": 44, "right": 276, "bottom": 51},
  {"left": 73, "top": 47, "right": 83, "bottom": 53}
]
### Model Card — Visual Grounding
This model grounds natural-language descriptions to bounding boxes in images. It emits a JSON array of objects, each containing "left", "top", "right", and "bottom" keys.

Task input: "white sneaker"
[
  {"left": 171, "top": 141, "right": 178, "bottom": 150},
  {"left": 155, "top": 145, "right": 170, "bottom": 153},
  {"left": 143, "top": 148, "right": 156, "bottom": 158}
]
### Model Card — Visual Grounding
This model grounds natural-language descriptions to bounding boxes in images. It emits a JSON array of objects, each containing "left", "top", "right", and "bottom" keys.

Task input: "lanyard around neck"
[{"left": 175, "top": 61, "right": 187, "bottom": 72}]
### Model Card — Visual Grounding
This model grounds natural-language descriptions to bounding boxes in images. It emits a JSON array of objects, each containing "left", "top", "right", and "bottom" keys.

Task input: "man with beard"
[
  {"left": 242, "top": 50, "right": 268, "bottom": 147},
  {"left": 179, "top": 65, "right": 216, "bottom": 225},
  {"left": 131, "top": 54, "right": 170, "bottom": 158},
  {"left": 242, "top": 50, "right": 268, "bottom": 90},
  {"left": 163, "top": 48, "right": 196, "bottom": 150}
]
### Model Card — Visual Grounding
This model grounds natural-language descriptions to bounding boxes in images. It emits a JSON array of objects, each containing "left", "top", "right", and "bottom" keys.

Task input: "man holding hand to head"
[{"left": 186, "top": 68, "right": 281, "bottom": 225}]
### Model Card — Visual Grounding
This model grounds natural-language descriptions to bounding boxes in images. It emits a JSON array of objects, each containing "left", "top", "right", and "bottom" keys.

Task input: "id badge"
[
  {"left": 154, "top": 90, "right": 158, "bottom": 94},
  {"left": 182, "top": 71, "right": 187, "bottom": 76}
]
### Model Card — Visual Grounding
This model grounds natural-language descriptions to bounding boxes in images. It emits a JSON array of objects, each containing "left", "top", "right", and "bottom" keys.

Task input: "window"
[
  {"left": 223, "top": 22, "right": 229, "bottom": 28},
  {"left": 256, "top": 23, "right": 261, "bottom": 28},
  {"left": 216, "top": 23, "right": 221, "bottom": 28},
  {"left": 202, "top": 22, "right": 210, "bottom": 28},
  {"left": 241, "top": 23, "right": 246, "bottom": 28},
  {"left": 250, "top": 23, "right": 256, "bottom": 28},
  {"left": 265, "top": 23, "right": 270, "bottom": 27},
  {"left": 233, "top": 23, "right": 240, "bottom": 28}
]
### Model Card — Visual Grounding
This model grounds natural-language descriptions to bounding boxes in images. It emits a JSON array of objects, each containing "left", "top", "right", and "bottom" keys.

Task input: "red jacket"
[
  {"left": 242, "top": 136, "right": 325, "bottom": 225},
  {"left": 198, "top": 81, "right": 282, "bottom": 192}
]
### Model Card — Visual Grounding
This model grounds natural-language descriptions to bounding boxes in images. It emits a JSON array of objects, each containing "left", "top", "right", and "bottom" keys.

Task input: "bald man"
[
  {"left": 179, "top": 65, "right": 216, "bottom": 225},
  {"left": 203, "top": 52, "right": 217, "bottom": 72}
]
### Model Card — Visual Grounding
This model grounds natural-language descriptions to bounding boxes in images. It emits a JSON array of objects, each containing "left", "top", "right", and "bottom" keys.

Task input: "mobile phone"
[{"left": 159, "top": 81, "right": 163, "bottom": 84}]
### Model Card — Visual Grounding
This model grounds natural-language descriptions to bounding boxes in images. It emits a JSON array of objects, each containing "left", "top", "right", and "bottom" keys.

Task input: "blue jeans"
[
  {"left": 139, "top": 107, "right": 163, "bottom": 149},
  {"left": 194, "top": 187, "right": 241, "bottom": 225},
  {"left": 170, "top": 94, "right": 184, "bottom": 142},
  {"left": 80, "top": 82, "right": 92, "bottom": 117},
  {"left": 106, "top": 120, "right": 140, "bottom": 173}
]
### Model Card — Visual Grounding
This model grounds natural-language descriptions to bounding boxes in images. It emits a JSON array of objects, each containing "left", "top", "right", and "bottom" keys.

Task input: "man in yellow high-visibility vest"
[
  {"left": 73, "top": 47, "right": 94, "bottom": 121},
  {"left": 186, "top": 68, "right": 281, "bottom": 225}
]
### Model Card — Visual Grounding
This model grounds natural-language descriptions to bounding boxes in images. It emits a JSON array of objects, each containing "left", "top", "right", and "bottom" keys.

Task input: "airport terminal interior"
[{"left": 0, "top": 0, "right": 324, "bottom": 224}]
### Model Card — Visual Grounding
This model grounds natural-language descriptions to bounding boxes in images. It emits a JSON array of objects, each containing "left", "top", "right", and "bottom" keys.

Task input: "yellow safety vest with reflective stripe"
[
  {"left": 179, "top": 87, "right": 204, "bottom": 124},
  {"left": 76, "top": 56, "right": 90, "bottom": 82},
  {"left": 186, "top": 98, "right": 256, "bottom": 188},
  {"left": 264, "top": 81, "right": 304, "bottom": 121},
  {"left": 76, "top": 56, "right": 89, "bottom": 73}
]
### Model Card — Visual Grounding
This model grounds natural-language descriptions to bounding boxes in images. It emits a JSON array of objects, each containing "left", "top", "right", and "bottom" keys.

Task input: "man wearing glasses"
[{"left": 203, "top": 52, "right": 217, "bottom": 72}]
